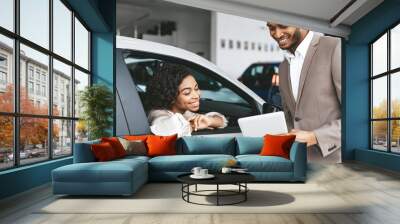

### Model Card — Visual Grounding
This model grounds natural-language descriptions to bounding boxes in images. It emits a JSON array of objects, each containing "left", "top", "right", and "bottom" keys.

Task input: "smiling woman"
[{"left": 147, "top": 63, "right": 228, "bottom": 137}]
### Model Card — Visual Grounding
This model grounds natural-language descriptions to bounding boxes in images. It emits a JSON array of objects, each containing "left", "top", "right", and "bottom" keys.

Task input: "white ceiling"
[
  {"left": 224, "top": 0, "right": 352, "bottom": 22},
  {"left": 163, "top": 0, "right": 384, "bottom": 38},
  {"left": 117, "top": 0, "right": 206, "bottom": 32}
]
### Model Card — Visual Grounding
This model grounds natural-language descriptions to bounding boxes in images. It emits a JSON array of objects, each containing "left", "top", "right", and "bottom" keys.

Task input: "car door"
[{"left": 118, "top": 50, "right": 262, "bottom": 135}]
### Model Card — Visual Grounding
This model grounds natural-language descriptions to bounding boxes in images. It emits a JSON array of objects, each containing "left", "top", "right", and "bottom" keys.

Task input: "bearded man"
[{"left": 267, "top": 23, "right": 342, "bottom": 163}]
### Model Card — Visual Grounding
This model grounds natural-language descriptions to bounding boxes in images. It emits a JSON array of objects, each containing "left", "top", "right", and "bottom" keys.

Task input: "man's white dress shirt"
[{"left": 284, "top": 31, "right": 314, "bottom": 101}]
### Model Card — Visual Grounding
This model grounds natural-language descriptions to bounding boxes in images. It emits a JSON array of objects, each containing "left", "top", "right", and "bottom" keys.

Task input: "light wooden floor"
[{"left": 1, "top": 162, "right": 400, "bottom": 224}]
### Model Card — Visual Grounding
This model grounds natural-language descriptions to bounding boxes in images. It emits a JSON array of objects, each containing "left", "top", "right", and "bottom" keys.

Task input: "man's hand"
[{"left": 290, "top": 129, "right": 317, "bottom": 147}]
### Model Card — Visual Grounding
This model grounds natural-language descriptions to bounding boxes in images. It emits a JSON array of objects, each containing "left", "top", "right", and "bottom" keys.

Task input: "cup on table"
[
  {"left": 199, "top": 168, "right": 208, "bottom": 176},
  {"left": 191, "top": 167, "right": 202, "bottom": 176},
  {"left": 221, "top": 167, "right": 232, "bottom": 174}
]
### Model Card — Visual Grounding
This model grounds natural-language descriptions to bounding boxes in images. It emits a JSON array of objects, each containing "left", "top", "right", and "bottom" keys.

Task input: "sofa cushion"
[
  {"left": 236, "top": 155, "right": 293, "bottom": 172},
  {"left": 101, "top": 137, "right": 127, "bottom": 158},
  {"left": 114, "top": 155, "right": 150, "bottom": 164},
  {"left": 235, "top": 136, "right": 263, "bottom": 155},
  {"left": 178, "top": 136, "right": 236, "bottom": 155},
  {"left": 146, "top": 134, "right": 177, "bottom": 157},
  {"left": 148, "top": 154, "right": 235, "bottom": 172},
  {"left": 123, "top": 135, "right": 149, "bottom": 141},
  {"left": 53, "top": 158, "right": 147, "bottom": 183},
  {"left": 118, "top": 137, "right": 147, "bottom": 156},
  {"left": 91, "top": 142, "right": 118, "bottom": 161},
  {"left": 260, "top": 134, "right": 296, "bottom": 159}
]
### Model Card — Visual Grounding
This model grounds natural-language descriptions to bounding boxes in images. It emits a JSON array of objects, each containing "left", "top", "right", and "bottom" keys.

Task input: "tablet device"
[{"left": 238, "top": 111, "right": 288, "bottom": 137}]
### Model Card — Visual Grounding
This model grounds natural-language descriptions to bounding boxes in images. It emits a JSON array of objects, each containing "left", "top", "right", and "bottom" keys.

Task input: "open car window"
[{"left": 123, "top": 52, "right": 260, "bottom": 134}]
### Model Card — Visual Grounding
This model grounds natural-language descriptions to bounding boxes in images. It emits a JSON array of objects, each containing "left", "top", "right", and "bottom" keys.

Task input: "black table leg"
[
  {"left": 217, "top": 184, "right": 219, "bottom": 206},
  {"left": 187, "top": 184, "right": 190, "bottom": 202},
  {"left": 181, "top": 184, "right": 183, "bottom": 199},
  {"left": 245, "top": 183, "right": 247, "bottom": 201}
]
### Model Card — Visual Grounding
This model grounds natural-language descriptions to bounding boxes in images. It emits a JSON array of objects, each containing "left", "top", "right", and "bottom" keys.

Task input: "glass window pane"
[
  {"left": 391, "top": 24, "right": 400, "bottom": 70},
  {"left": 190, "top": 69, "right": 249, "bottom": 106},
  {"left": 75, "top": 18, "right": 89, "bottom": 70},
  {"left": 372, "top": 121, "right": 388, "bottom": 151},
  {"left": 74, "top": 69, "right": 89, "bottom": 118},
  {"left": 53, "top": 0, "right": 72, "bottom": 60},
  {"left": 391, "top": 72, "right": 400, "bottom": 118},
  {"left": 0, "top": 0, "right": 14, "bottom": 31},
  {"left": 372, "top": 77, "right": 387, "bottom": 119},
  {"left": 53, "top": 59, "right": 72, "bottom": 117},
  {"left": 20, "top": 0, "right": 49, "bottom": 49},
  {"left": 53, "top": 119, "right": 72, "bottom": 158},
  {"left": 75, "top": 120, "right": 88, "bottom": 143},
  {"left": 20, "top": 44, "right": 49, "bottom": 115},
  {"left": 0, "top": 116, "right": 14, "bottom": 170},
  {"left": 372, "top": 33, "right": 387, "bottom": 76},
  {"left": 391, "top": 120, "right": 400, "bottom": 153},
  {"left": 20, "top": 117, "right": 49, "bottom": 165},
  {"left": 0, "top": 34, "right": 14, "bottom": 113}
]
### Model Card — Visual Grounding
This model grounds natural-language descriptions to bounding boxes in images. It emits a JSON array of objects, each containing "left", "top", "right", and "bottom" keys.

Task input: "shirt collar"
[{"left": 284, "top": 31, "right": 314, "bottom": 62}]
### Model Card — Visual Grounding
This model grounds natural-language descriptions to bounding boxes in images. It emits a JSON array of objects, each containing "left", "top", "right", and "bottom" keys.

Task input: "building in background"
[
  {"left": 0, "top": 42, "right": 76, "bottom": 158},
  {"left": 211, "top": 12, "right": 284, "bottom": 79},
  {"left": 116, "top": 0, "right": 283, "bottom": 80}
]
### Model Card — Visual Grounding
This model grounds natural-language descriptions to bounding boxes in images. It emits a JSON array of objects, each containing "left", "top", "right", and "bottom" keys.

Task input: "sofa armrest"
[
  {"left": 289, "top": 142, "right": 307, "bottom": 181},
  {"left": 73, "top": 140, "right": 100, "bottom": 163}
]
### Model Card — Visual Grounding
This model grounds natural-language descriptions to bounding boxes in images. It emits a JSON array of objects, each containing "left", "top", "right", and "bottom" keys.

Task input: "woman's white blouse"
[{"left": 148, "top": 109, "right": 228, "bottom": 138}]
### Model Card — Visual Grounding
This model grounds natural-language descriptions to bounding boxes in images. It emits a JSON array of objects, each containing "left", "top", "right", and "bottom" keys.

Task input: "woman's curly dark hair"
[{"left": 146, "top": 63, "right": 192, "bottom": 110}]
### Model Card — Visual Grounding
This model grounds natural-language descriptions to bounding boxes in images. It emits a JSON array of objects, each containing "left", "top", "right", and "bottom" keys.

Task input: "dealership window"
[
  {"left": 220, "top": 39, "right": 225, "bottom": 49},
  {"left": 0, "top": 71, "right": 7, "bottom": 85},
  {"left": 244, "top": 41, "right": 248, "bottom": 50},
  {"left": 228, "top": 40, "right": 233, "bottom": 49},
  {"left": 28, "top": 81, "right": 33, "bottom": 94},
  {"left": 0, "top": 0, "right": 91, "bottom": 171},
  {"left": 236, "top": 41, "right": 241, "bottom": 50},
  {"left": 370, "top": 23, "right": 400, "bottom": 154}
]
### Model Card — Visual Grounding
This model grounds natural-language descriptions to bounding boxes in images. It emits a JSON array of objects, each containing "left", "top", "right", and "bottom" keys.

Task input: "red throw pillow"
[
  {"left": 91, "top": 142, "right": 118, "bottom": 161},
  {"left": 259, "top": 134, "right": 296, "bottom": 159},
  {"left": 101, "top": 137, "right": 127, "bottom": 158},
  {"left": 124, "top": 135, "right": 149, "bottom": 141},
  {"left": 146, "top": 134, "right": 177, "bottom": 157}
]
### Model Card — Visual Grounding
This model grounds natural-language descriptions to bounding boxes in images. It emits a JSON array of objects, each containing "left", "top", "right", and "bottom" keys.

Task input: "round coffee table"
[{"left": 177, "top": 173, "right": 255, "bottom": 206}]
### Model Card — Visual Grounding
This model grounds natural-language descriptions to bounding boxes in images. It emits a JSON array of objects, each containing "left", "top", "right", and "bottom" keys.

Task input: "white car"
[{"left": 116, "top": 36, "right": 276, "bottom": 135}]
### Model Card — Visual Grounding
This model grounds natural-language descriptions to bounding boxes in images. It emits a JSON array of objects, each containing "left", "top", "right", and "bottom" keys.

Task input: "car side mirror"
[
  {"left": 262, "top": 102, "right": 282, "bottom": 113},
  {"left": 262, "top": 102, "right": 274, "bottom": 114}
]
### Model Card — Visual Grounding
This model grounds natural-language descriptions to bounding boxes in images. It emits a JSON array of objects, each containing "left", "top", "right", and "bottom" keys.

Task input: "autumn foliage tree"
[
  {"left": 372, "top": 99, "right": 400, "bottom": 143},
  {"left": 0, "top": 85, "right": 14, "bottom": 150},
  {"left": 0, "top": 84, "right": 59, "bottom": 152}
]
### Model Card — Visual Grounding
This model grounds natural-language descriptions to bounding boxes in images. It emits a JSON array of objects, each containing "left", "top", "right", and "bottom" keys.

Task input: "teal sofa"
[{"left": 52, "top": 136, "right": 307, "bottom": 196}]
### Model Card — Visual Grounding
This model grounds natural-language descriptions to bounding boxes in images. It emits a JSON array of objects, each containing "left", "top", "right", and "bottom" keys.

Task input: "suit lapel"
[
  {"left": 296, "top": 35, "right": 320, "bottom": 107},
  {"left": 281, "top": 60, "right": 296, "bottom": 110}
]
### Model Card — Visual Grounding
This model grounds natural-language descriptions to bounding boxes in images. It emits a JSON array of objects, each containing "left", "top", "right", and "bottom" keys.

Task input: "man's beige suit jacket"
[{"left": 279, "top": 34, "right": 341, "bottom": 163}]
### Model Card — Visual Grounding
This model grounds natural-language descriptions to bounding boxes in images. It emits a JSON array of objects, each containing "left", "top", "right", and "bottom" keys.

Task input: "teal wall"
[
  {"left": 345, "top": 0, "right": 400, "bottom": 170},
  {"left": 91, "top": 0, "right": 116, "bottom": 136},
  {"left": 0, "top": 158, "right": 72, "bottom": 199},
  {"left": 0, "top": 0, "right": 116, "bottom": 200}
]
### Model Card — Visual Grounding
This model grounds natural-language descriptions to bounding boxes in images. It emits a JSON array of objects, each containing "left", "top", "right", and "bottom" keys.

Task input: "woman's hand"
[{"left": 189, "top": 114, "right": 213, "bottom": 131}]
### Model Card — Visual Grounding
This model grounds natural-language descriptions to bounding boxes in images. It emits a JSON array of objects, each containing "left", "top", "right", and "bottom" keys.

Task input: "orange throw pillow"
[
  {"left": 259, "top": 134, "right": 296, "bottom": 159},
  {"left": 146, "top": 134, "right": 177, "bottom": 157},
  {"left": 124, "top": 135, "right": 149, "bottom": 141},
  {"left": 91, "top": 142, "right": 118, "bottom": 161},
  {"left": 101, "top": 137, "right": 127, "bottom": 158}
]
